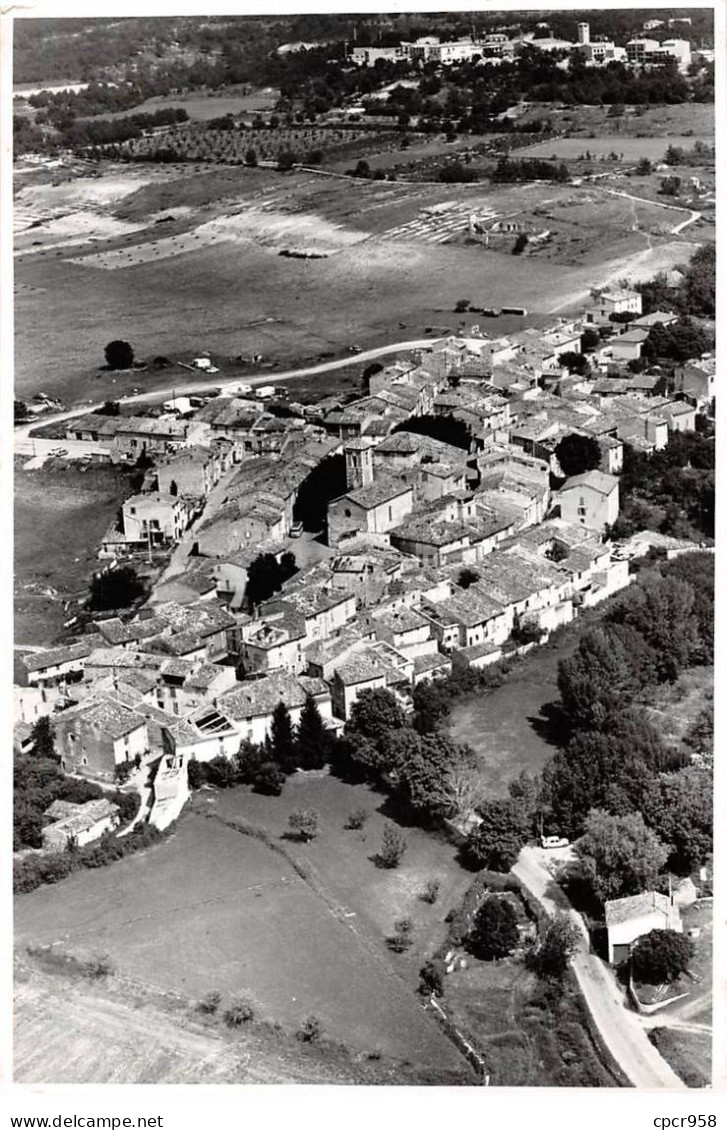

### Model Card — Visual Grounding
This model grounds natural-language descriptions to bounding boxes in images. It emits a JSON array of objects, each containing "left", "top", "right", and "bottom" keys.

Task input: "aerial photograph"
[{"left": 12, "top": 7, "right": 715, "bottom": 1089}]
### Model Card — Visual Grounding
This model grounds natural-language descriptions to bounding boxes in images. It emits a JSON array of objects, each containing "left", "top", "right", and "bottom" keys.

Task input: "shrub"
[
  {"left": 224, "top": 996, "right": 255, "bottom": 1027},
  {"left": 344, "top": 807, "right": 368, "bottom": 831},
  {"left": 85, "top": 953, "right": 114, "bottom": 979},
  {"left": 421, "top": 879, "right": 441, "bottom": 904},
  {"left": 386, "top": 916, "right": 415, "bottom": 953},
  {"left": 288, "top": 809, "right": 319, "bottom": 842},
  {"left": 631, "top": 929, "right": 692, "bottom": 985},
  {"left": 197, "top": 990, "right": 222, "bottom": 1015},
  {"left": 467, "top": 896, "right": 519, "bottom": 960},
  {"left": 378, "top": 823, "right": 407, "bottom": 869},
  {"left": 419, "top": 958, "right": 445, "bottom": 997},
  {"left": 297, "top": 1015, "right": 322, "bottom": 1043},
  {"left": 252, "top": 761, "right": 285, "bottom": 795}
]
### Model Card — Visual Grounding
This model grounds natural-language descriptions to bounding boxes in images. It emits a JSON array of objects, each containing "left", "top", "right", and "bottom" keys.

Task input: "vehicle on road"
[
  {"left": 541, "top": 835, "right": 570, "bottom": 850},
  {"left": 48, "top": 447, "right": 68, "bottom": 457}
]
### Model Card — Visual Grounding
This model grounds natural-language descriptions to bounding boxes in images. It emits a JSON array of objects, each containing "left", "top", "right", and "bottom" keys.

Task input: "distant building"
[
  {"left": 53, "top": 696, "right": 149, "bottom": 780},
  {"left": 559, "top": 470, "right": 619, "bottom": 532}
]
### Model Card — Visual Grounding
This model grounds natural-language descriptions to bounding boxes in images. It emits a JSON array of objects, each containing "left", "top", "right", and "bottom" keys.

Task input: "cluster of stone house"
[{"left": 17, "top": 294, "right": 712, "bottom": 832}]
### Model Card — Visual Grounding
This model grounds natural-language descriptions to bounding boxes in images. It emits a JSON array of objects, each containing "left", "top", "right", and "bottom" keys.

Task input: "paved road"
[
  {"left": 14, "top": 337, "right": 444, "bottom": 452},
  {"left": 513, "top": 847, "right": 686, "bottom": 1090}
]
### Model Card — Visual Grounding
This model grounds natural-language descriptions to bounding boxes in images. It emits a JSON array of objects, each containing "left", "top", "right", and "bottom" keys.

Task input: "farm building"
[
  {"left": 605, "top": 892, "right": 683, "bottom": 965},
  {"left": 42, "top": 798, "right": 120, "bottom": 853}
]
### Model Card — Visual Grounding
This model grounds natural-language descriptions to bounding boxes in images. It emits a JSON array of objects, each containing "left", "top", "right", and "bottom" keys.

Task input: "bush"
[
  {"left": 387, "top": 916, "right": 415, "bottom": 953},
  {"left": 297, "top": 1015, "right": 322, "bottom": 1043},
  {"left": 224, "top": 996, "right": 255, "bottom": 1027},
  {"left": 252, "top": 761, "right": 285, "bottom": 795},
  {"left": 344, "top": 808, "right": 368, "bottom": 831},
  {"left": 85, "top": 953, "right": 114, "bottom": 979},
  {"left": 288, "top": 809, "right": 319, "bottom": 842},
  {"left": 467, "top": 896, "right": 519, "bottom": 960},
  {"left": 197, "top": 990, "right": 222, "bottom": 1015},
  {"left": 378, "top": 823, "right": 407, "bottom": 869},
  {"left": 421, "top": 879, "right": 441, "bottom": 904},
  {"left": 631, "top": 929, "right": 691, "bottom": 985},
  {"left": 419, "top": 958, "right": 445, "bottom": 997}
]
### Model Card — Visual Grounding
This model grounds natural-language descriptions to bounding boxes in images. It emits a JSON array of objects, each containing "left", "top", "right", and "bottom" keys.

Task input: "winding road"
[
  {"left": 14, "top": 336, "right": 445, "bottom": 453},
  {"left": 513, "top": 847, "right": 686, "bottom": 1090}
]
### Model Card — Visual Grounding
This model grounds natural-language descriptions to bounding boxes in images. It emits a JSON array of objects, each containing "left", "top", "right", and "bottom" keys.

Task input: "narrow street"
[{"left": 513, "top": 847, "right": 686, "bottom": 1090}]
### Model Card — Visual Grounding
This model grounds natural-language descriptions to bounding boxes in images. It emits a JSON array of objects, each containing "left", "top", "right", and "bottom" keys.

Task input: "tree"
[
  {"left": 605, "top": 576, "right": 700, "bottom": 683},
  {"left": 277, "top": 148, "right": 297, "bottom": 171},
  {"left": 387, "top": 730, "right": 474, "bottom": 822},
  {"left": 204, "top": 755, "right": 237, "bottom": 789},
  {"left": 378, "top": 823, "right": 407, "bottom": 868},
  {"left": 631, "top": 930, "right": 691, "bottom": 985},
  {"left": 387, "top": 916, "right": 414, "bottom": 952},
  {"left": 659, "top": 175, "right": 682, "bottom": 197},
  {"left": 98, "top": 400, "right": 120, "bottom": 416},
  {"left": 576, "top": 810, "right": 669, "bottom": 904},
  {"left": 269, "top": 701, "right": 297, "bottom": 774},
  {"left": 296, "top": 692, "right": 329, "bottom": 770},
  {"left": 641, "top": 766, "right": 712, "bottom": 875},
  {"left": 464, "top": 799, "right": 529, "bottom": 871},
  {"left": 89, "top": 565, "right": 145, "bottom": 611},
  {"left": 288, "top": 809, "right": 319, "bottom": 842},
  {"left": 635, "top": 157, "right": 652, "bottom": 176},
  {"left": 14, "top": 399, "right": 29, "bottom": 423},
  {"left": 512, "top": 233, "right": 529, "bottom": 255},
  {"left": 580, "top": 328, "right": 601, "bottom": 353},
  {"left": 347, "top": 688, "right": 405, "bottom": 749},
  {"left": 557, "top": 627, "right": 633, "bottom": 731},
  {"left": 456, "top": 567, "right": 480, "bottom": 589},
  {"left": 252, "top": 761, "right": 284, "bottom": 795},
  {"left": 411, "top": 678, "right": 452, "bottom": 734},
  {"left": 244, "top": 146, "right": 257, "bottom": 166},
  {"left": 467, "top": 896, "right": 519, "bottom": 960},
  {"left": 444, "top": 762, "right": 488, "bottom": 822},
  {"left": 104, "top": 340, "right": 134, "bottom": 370},
  {"left": 558, "top": 351, "right": 590, "bottom": 375},
  {"left": 527, "top": 913, "right": 582, "bottom": 980},
  {"left": 555, "top": 433, "right": 602, "bottom": 477},
  {"left": 454, "top": 298, "right": 471, "bottom": 312},
  {"left": 30, "top": 715, "right": 56, "bottom": 760}
]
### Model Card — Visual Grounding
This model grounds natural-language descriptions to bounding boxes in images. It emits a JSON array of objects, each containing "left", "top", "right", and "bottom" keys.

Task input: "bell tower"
[{"left": 344, "top": 440, "right": 373, "bottom": 491}]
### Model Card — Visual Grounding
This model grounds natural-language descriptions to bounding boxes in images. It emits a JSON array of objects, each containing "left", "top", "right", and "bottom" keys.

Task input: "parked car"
[
  {"left": 541, "top": 835, "right": 570, "bottom": 850},
  {"left": 290, "top": 521, "right": 304, "bottom": 538},
  {"left": 48, "top": 447, "right": 68, "bottom": 457}
]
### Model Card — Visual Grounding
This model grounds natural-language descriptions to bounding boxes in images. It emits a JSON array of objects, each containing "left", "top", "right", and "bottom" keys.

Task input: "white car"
[{"left": 541, "top": 835, "right": 570, "bottom": 850}]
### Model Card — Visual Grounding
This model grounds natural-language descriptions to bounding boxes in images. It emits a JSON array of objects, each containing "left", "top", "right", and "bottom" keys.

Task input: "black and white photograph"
[{"left": 6, "top": 1, "right": 721, "bottom": 1105}]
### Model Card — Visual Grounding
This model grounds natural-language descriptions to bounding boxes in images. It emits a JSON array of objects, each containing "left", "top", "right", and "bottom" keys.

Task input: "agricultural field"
[
  {"left": 515, "top": 135, "right": 713, "bottom": 162},
  {"left": 14, "top": 778, "right": 473, "bottom": 1071},
  {"left": 87, "top": 86, "right": 280, "bottom": 122},
  {"left": 14, "top": 950, "right": 457, "bottom": 1085},
  {"left": 15, "top": 160, "right": 706, "bottom": 407},
  {"left": 512, "top": 101, "right": 714, "bottom": 140},
  {"left": 14, "top": 462, "right": 138, "bottom": 647}
]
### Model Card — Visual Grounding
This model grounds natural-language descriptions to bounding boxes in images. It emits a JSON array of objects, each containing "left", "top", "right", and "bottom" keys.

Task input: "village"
[{"left": 11, "top": 6, "right": 717, "bottom": 1094}]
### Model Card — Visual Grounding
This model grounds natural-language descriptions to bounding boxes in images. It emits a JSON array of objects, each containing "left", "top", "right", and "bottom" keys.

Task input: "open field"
[
  {"left": 447, "top": 636, "right": 577, "bottom": 795},
  {"left": 15, "top": 163, "right": 706, "bottom": 406},
  {"left": 84, "top": 87, "right": 281, "bottom": 122},
  {"left": 14, "top": 781, "right": 471, "bottom": 1068},
  {"left": 14, "top": 463, "right": 137, "bottom": 646},
  {"left": 514, "top": 102, "right": 714, "bottom": 140},
  {"left": 515, "top": 135, "right": 713, "bottom": 162},
  {"left": 15, "top": 951, "right": 461, "bottom": 1085}
]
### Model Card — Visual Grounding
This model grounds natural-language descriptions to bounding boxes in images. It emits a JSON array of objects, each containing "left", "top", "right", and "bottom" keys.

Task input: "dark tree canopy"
[
  {"left": 576, "top": 809, "right": 669, "bottom": 904},
  {"left": 89, "top": 565, "right": 145, "bottom": 611},
  {"left": 296, "top": 692, "right": 329, "bottom": 770},
  {"left": 467, "top": 896, "right": 519, "bottom": 960},
  {"left": 465, "top": 799, "right": 529, "bottom": 871},
  {"left": 104, "top": 340, "right": 134, "bottom": 370},
  {"left": 555, "top": 433, "right": 602, "bottom": 477},
  {"left": 631, "top": 929, "right": 691, "bottom": 985},
  {"left": 270, "top": 700, "right": 297, "bottom": 774},
  {"left": 527, "top": 912, "right": 582, "bottom": 981}
]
